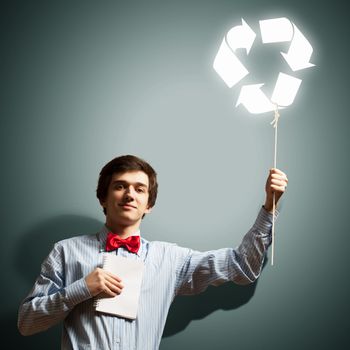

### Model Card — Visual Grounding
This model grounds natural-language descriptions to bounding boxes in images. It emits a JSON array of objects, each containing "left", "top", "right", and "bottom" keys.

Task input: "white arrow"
[
  {"left": 213, "top": 19, "right": 256, "bottom": 88},
  {"left": 213, "top": 38, "right": 249, "bottom": 88},
  {"left": 226, "top": 18, "right": 256, "bottom": 54},
  {"left": 260, "top": 17, "right": 293, "bottom": 43},
  {"left": 259, "top": 17, "right": 315, "bottom": 71},
  {"left": 236, "top": 84, "right": 276, "bottom": 114},
  {"left": 271, "top": 72, "right": 302, "bottom": 106},
  {"left": 281, "top": 25, "right": 315, "bottom": 71}
]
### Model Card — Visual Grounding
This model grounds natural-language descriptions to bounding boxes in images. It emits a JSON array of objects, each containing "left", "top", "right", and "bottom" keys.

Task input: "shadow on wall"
[
  {"left": 15, "top": 215, "right": 104, "bottom": 284},
  {"left": 9, "top": 215, "right": 263, "bottom": 348},
  {"left": 163, "top": 265, "right": 263, "bottom": 337},
  {"left": 11, "top": 215, "right": 103, "bottom": 349}
]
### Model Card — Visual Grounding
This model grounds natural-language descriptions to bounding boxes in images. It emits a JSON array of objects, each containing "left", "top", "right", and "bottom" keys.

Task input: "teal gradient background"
[{"left": 1, "top": 0, "right": 349, "bottom": 349}]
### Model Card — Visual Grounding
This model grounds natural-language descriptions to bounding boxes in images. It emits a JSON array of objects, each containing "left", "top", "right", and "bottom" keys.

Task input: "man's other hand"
[{"left": 264, "top": 168, "right": 288, "bottom": 212}]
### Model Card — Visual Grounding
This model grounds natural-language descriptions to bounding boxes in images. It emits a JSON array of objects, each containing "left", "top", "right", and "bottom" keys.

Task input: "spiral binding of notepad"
[{"left": 93, "top": 253, "right": 109, "bottom": 309}]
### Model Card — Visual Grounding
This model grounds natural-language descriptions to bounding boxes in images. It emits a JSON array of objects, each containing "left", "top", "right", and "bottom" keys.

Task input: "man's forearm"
[{"left": 18, "top": 278, "right": 91, "bottom": 336}]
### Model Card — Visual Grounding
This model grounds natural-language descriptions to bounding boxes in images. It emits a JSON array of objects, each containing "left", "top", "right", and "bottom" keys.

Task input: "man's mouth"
[{"left": 119, "top": 203, "right": 136, "bottom": 209}]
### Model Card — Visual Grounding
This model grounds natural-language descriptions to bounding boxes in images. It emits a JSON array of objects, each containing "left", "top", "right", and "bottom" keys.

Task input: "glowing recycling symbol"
[{"left": 213, "top": 17, "right": 315, "bottom": 114}]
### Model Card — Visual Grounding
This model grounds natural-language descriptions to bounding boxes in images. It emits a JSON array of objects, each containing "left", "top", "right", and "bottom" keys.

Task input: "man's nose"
[{"left": 124, "top": 186, "right": 135, "bottom": 200}]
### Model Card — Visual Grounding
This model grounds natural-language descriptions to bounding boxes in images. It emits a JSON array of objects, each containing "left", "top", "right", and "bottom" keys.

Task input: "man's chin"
[{"left": 115, "top": 213, "right": 142, "bottom": 225}]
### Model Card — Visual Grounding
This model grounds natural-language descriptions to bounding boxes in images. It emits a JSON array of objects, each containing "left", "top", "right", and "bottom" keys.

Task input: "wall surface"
[{"left": 1, "top": 0, "right": 348, "bottom": 349}]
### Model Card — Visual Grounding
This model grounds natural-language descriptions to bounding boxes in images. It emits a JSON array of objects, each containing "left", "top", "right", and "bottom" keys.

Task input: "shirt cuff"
[
  {"left": 65, "top": 278, "right": 92, "bottom": 308},
  {"left": 253, "top": 206, "right": 279, "bottom": 237}
]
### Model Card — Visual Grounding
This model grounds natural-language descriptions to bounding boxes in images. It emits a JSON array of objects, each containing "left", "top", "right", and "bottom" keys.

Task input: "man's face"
[{"left": 101, "top": 171, "right": 152, "bottom": 227}]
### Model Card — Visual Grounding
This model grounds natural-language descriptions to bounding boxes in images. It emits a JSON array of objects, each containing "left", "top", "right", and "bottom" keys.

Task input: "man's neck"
[{"left": 105, "top": 220, "right": 141, "bottom": 239}]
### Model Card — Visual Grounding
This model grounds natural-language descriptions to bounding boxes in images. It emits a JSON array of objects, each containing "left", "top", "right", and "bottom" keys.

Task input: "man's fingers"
[
  {"left": 105, "top": 274, "right": 122, "bottom": 283},
  {"left": 265, "top": 168, "right": 288, "bottom": 211},
  {"left": 105, "top": 271, "right": 122, "bottom": 282},
  {"left": 98, "top": 281, "right": 123, "bottom": 298},
  {"left": 270, "top": 172, "right": 288, "bottom": 182},
  {"left": 105, "top": 280, "right": 123, "bottom": 296},
  {"left": 269, "top": 168, "right": 288, "bottom": 181},
  {"left": 85, "top": 268, "right": 124, "bottom": 297},
  {"left": 106, "top": 277, "right": 124, "bottom": 289},
  {"left": 271, "top": 174, "right": 288, "bottom": 181},
  {"left": 271, "top": 178, "right": 288, "bottom": 187},
  {"left": 104, "top": 275, "right": 124, "bottom": 294},
  {"left": 269, "top": 167, "right": 285, "bottom": 174},
  {"left": 268, "top": 172, "right": 288, "bottom": 193},
  {"left": 270, "top": 184, "right": 287, "bottom": 193},
  {"left": 269, "top": 170, "right": 288, "bottom": 192}
]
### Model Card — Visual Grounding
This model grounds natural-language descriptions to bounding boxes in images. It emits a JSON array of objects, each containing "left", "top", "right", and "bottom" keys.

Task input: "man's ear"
[
  {"left": 142, "top": 206, "right": 152, "bottom": 219},
  {"left": 144, "top": 206, "right": 153, "bottom": 214}
]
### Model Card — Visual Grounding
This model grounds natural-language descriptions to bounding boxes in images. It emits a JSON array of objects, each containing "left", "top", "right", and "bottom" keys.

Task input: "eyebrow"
[{"left": 111, "top": 180, "right": 148, "bottom": 188}]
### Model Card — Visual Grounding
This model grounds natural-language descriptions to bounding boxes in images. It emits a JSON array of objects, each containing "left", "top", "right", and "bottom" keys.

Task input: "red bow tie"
[{"left": 106, "top": 233, "right": 141, "bottom": 254}]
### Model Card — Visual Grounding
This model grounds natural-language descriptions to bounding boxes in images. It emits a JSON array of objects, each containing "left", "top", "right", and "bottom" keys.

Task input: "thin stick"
[{"left": 270, "top": 106, "right": 279, "bottom": 266}]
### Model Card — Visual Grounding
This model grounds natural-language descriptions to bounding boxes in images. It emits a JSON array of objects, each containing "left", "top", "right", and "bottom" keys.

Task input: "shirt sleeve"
[
  {"left": 174, "top": 207, "right": 276, "bottom": 296},
  {"left": 17, "top": 242, "right": 92, "bottom": 336}
]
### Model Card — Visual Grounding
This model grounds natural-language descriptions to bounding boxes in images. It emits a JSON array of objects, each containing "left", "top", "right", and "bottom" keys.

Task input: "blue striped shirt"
[{"left": 18, "top": 207, "right": 275, "bottom": 349}]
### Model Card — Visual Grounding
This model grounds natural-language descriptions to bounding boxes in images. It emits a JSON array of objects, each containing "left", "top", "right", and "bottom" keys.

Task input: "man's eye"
[
  {"left": 115, "top": 184, "right": 124, "bottom": 190},
  {"left": 136, "top": 188, "right": 145, "bottom": 193}
]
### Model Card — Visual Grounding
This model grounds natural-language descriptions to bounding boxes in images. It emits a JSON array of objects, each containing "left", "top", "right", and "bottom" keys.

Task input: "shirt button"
[{"left": 116, "top": 338, "right": 120, "bottom": 343}]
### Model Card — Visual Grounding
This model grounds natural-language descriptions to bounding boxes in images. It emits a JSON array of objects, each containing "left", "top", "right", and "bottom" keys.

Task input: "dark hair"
[{"left": 96, "top": 155, "right": 158, "bottom": 215}]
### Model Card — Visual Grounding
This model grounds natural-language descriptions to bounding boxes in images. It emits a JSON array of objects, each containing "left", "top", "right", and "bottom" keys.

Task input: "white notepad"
[{"left": 95, "top": 254, "right": 144, "bottom": 319}]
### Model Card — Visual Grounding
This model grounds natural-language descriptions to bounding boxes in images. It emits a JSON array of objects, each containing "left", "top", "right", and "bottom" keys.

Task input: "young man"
[{"left": 18, "top": 155, "right": 288, "bottom": 349}]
